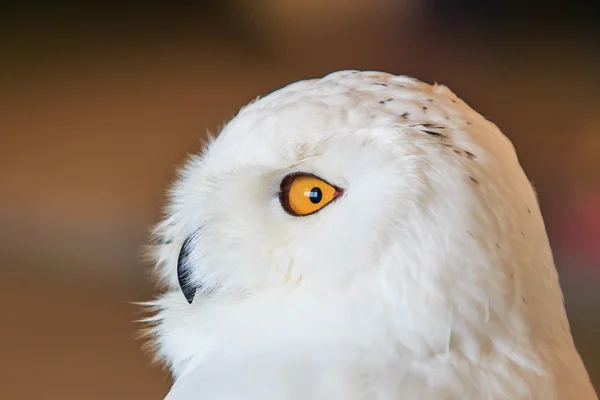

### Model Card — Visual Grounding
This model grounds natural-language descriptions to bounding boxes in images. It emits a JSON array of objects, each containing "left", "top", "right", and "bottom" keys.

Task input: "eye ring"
[{"left": 279, "top": 172, "right": 344, "bottom": 217}]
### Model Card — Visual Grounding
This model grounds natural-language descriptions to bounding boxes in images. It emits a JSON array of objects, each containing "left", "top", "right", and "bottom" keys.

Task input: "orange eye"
[{"left": 279, "top": 173, "right": 343, "bottom": 216}]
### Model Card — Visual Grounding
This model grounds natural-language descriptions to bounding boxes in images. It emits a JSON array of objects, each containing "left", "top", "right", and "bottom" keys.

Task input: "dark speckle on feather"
[
  {"left": 466, "top": 121, "right": 472, "bottom": 125},
  {"left": 453, "top": 149, "right": 461, "bottom": 155},
  {"left": 374, "top": 83, "right": 387, "bottom": 87},
  {"left": 465, "top": 151, "right": 477, "bottom": 159},
  {"left": 420, "top": 123, "right": 445, "bottom": 129},
  {"left": 422, "top": 106, "right": 428, "bottom": 111},
  {"left": 378, "top": 98, "right": 393, "bottom": 104},
  {"left": 423, "top": 130, "right": 445, "bottom": 137},
  {"left": 469, "top": 176, "right": 479, "bottom": 184},
  {"left": 527, "top": 207, "right": 531, "bottom": 214},
  {"left": 400, "top": 112, "right": 410, "bottom": 119}
]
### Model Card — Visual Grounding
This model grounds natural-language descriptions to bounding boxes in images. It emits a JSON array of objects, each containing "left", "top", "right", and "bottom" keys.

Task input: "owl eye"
[{"left": 279, "top": 173, "right": 343, "bottom": 216}]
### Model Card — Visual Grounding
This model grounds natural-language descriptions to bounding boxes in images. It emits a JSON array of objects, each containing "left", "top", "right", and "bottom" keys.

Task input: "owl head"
[{"left": 145, "top": 71, "right": 568, "bottom": 381}]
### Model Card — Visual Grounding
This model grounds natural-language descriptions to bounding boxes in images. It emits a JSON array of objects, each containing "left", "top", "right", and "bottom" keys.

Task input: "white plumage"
[{"left": 144, "top": 70, "right": 597, "bottom": 399}]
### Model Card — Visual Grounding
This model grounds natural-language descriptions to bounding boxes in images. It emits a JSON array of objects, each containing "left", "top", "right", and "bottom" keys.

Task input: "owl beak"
[{"left": 177, "top": 234, "right": 197, "bottom": 304}]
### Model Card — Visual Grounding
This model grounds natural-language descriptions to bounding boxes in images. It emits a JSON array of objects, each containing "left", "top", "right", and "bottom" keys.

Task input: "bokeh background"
[{"left": 1, "top": 1, "right": 599, "bottom": 398}]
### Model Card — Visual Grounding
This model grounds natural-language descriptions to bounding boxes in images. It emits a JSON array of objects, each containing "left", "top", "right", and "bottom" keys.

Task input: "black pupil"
[{"left": 309, "top": 187, "right": 322, "bottom": 204}]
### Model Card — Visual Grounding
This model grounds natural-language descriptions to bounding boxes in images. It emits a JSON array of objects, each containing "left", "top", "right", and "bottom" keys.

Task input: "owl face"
[
  {"left": 164, "top": 101, "right": 430, "bottom": 301},
  {"left": 148, "top": 71, "right": 553, "bottom": 379}
]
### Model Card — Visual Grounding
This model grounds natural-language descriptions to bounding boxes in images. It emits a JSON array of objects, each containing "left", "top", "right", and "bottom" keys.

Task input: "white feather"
[{"left": 145, "top": 70, "right": 597, "bottom": 399}]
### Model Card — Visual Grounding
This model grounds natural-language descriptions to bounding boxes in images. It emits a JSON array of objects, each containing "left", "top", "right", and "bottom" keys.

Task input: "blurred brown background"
[{"left": 1, "top": 1, "right": 599, "bottom": 398}]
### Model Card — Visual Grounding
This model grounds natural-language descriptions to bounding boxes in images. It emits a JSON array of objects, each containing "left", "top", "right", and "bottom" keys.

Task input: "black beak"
[{"left": 177, "top": 234, "right": 197, "bottom": 304}]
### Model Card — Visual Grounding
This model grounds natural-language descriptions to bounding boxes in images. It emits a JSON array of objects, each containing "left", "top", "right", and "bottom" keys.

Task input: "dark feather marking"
[
  {"left": 469, "top": 176, "right": 479, "bottom": 184},
  {"left": 422, "top": 130, "right": 445, "bottom": 137},
  {"left": 465, "top": 151, "right": 477, "bottom": 159},
  {"left": 374, "top": 83, "right": 387, "bottom": 87},
  {"left": 400, "top": 112, "right": 410, "bottom": 118},
  {"left": 415, "top": 123, "right": 446, "bottom": 129},
  {"left": 378, "top": 98, "right": 393, "bottom": 104},
  {"left": 453, "top": 149, "right": 461, "bottom": 155},
  {"left": 527, "top": 207, "right": 531, "bottom": 214}
]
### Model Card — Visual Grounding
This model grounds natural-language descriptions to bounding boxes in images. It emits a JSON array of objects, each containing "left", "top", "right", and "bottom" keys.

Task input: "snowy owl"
[{"left": 143, "top": 70, "right": 597, "bottom": 399}]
